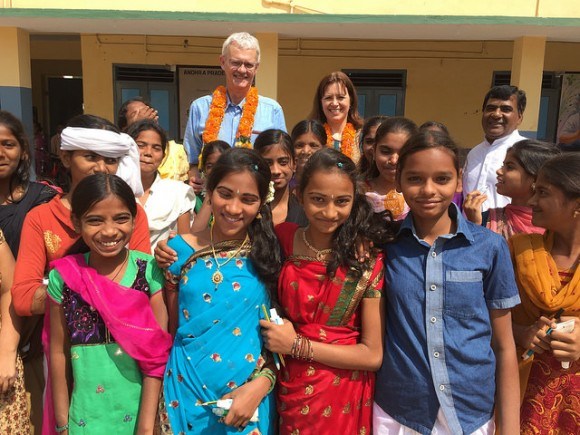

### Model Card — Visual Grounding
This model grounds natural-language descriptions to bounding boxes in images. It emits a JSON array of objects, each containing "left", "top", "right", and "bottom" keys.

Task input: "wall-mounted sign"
[
  {"left": 177, "top": 66, "right": 224, "bottom": 140},
  {"left": 557, "top": 73, "right": 580, "bottom": 146}
]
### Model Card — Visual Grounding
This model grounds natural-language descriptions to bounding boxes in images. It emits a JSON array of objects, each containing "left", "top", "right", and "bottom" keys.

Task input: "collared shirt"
[
  {"left": 142, "top": 174, "right": 196, "bottom": 249},
  {"left": 463, "top": 129, "right": 527, "bottom": 211},
  {"left": 183, "top": 91, "right": 286, "bottom": 164},
  {"left": 375, "top": 205, "right": 520, "bottom": 435}
]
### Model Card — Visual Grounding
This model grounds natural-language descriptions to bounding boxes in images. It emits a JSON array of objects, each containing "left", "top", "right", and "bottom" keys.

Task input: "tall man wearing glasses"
[{"left": 184, "top": 32, "right": 286, "bottom": 189}]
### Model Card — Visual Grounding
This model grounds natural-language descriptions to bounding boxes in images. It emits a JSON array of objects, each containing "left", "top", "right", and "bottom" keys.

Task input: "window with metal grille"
[
  {"left": 343, "top": 70, "right": 406, "bottom": 118},
  {"left": 491, "top": 71, "right": 557, "bottom": 89},
  {"left": 115, "top": 66, "right": 175, "bottom": 83},
  {"left": 491, "top": 71, "right": 561, "bottom": 141}
]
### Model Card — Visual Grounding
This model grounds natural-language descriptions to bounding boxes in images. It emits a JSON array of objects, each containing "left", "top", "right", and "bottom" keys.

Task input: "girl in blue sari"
[{"left": 160, "top": 148, "right": 281, "bottom": 434}]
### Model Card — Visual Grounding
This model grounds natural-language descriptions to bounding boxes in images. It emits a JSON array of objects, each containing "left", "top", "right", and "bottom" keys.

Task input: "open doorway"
[
  {"left": 43, "top": 75, "right": 83, "bottom": 183},
  {"left": 47, "top": 76, "right": 83, "bottom": 139}
]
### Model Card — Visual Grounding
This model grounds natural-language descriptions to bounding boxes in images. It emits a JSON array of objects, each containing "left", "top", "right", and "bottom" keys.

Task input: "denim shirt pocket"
[{"left": 444, "top": 270, "right": 484, "bottom": 319}]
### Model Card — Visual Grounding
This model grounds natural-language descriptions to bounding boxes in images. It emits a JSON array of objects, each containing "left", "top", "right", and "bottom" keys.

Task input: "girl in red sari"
[{"left": 261, "top": 148, "right": 395, "bottom": 435}]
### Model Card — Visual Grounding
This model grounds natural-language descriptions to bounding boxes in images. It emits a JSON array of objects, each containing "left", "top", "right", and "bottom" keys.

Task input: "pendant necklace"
[
  {"left": 210, "top": 225, "right": 249, "bottom": 289},
  {"left": 90, "top": 249, "right": 129, "bottom": 283},
  {"left": 302, "top": 227, "right": 333, "bottom": 261},
  {"left": 110, "top": 250, "right": 129, "bottom": 283}
]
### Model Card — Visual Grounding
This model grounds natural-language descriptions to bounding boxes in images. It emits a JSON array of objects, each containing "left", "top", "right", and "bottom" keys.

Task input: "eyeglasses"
[{"left": 228, "top": 59, "right": 258, "bottom": 71}]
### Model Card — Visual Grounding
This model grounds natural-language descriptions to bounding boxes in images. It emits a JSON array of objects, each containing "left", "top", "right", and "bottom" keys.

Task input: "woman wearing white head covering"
[
  {"left": 11, "top": 114, "right": 152, "bottom": 435},
  {"left": 60, "top": 125, "right": 144, "bottom": 196}
]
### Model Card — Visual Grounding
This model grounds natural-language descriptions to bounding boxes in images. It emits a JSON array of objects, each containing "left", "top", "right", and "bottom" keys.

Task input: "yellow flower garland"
[
  {"left": 324, "top": 122, "right": 356, "bottom": 160},
  {"left": 199, "top": 86, "right": 259, "bottom": 169}
]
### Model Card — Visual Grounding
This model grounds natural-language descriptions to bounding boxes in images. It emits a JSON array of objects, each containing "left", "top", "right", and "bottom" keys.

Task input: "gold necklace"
[
  {"left": 210, "top": 225, "right": 249, "bottom": 289},
  {"left": 302, "top": 227, "right": 333, "bottom": 261}
]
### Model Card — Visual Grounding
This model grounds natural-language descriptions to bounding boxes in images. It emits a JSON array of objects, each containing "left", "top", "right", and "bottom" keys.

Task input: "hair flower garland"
[
  {"left": 324, "top": 122, "right": 356, "bottom": 160},
  {"left": 265, "top": 181, "right": 276, "bottom": 203}
]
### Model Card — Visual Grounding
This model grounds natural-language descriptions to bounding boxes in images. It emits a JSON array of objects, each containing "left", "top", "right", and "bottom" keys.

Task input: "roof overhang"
[{"left": 1, "top": 9, "right": 580, "bottom": 41}]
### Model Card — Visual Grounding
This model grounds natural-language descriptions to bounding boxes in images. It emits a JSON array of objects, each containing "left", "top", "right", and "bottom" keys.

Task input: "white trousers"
[{"left": 373, "top": 402, "right": 495, "bottom": 435}]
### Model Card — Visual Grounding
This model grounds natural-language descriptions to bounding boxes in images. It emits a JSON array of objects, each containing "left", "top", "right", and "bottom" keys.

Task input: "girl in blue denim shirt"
[{"left": 373, "top": 130, "right": 521, "bottom": 435}]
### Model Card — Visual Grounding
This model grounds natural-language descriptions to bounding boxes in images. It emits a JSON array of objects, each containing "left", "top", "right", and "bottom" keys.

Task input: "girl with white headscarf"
[{"left": 11, "top": 114, "right": 152, "bottom": 435}]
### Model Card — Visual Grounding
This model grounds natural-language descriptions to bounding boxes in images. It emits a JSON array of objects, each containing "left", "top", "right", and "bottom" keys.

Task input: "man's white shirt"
[{"left": 463, "top": 130, "right": 527, "bottom": 211}]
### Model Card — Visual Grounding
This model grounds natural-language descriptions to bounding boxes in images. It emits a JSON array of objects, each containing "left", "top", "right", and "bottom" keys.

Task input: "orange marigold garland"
[
  {"left": 235, "top": 87, "right": 258, "bottom": 148},
  {"left": 324, "top": 122, "right": 356, "bottom": 160},
  {"left": 199, "top": 86, "right": 259, "bottom": 169}
]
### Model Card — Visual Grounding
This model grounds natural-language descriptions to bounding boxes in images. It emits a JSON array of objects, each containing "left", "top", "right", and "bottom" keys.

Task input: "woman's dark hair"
[
  {"left": 200, "top": 140, "right": 230, "bottom": 173},
  {"left": 290, "top": 119, "right": 327, "bottom": 145},
  {"left": 508, "top": 139, "right": 561, "bottom": 179},
  {"left": 397, "top": 130, "right": 460, "bottom": 183},
  {"left": 71, "top": 173, "right": 137, "bottom": 219},
  {"left": 419, "top": 121, "right": 450, "bottom": 136},
  {"left": 67, "top": 174, "right": 137, "bottom": 255},
  {"left": 309, "top": 72, "right": 363, "bottom": 129},
  {"left": 206, "top": 148, "right": 281, "bottom": 292},
  {"left": 361, "top": 115, "right": 390, "bottom": 142},
  {"left": 358, "top": 115, "right": 389, "bottom": 176},
  {"left": 66, "top": 114, "right": 120, "bottom": 133},
  {"left": 537, "top": 153, "right": 580, "bottom": 200},
  {"left": 254, "top": 129, "right": 295, "bottom": 163},
  {"left": 299, "top": 148, "right": 395, "bottom": 277},
  {"left": 0, "top": 110, "right": 31, "bottom": 199},
  {"left": 117, "top": 96, "right": 149, "bottom": 132},
  {"left": 127, "top": 119, "right": 169, "bottom": 156},
  {"left": 375, "top": 116, "right": 418, "bottom": 145},
  {"left": 367, "top": 117, "right": 418, "bottom": 179}
]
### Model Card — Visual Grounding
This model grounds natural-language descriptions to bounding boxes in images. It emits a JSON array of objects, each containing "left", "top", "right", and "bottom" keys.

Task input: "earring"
[{"left": 256, "top": 212, "right": 262, "bottom": 220}]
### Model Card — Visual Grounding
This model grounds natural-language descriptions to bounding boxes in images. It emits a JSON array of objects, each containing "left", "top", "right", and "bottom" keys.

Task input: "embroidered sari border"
[
  {"left": 364, "top": 271, "right": 384, "bottom": 298},
  {"left": 328, "top": 258, "right": 377, "bottom": 326},
  {"left": 179, "top": 239, "right": 251, "bottom": 280}
]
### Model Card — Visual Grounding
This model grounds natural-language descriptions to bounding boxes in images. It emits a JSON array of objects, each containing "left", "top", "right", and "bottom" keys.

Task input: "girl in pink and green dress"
[{"left": 48, "top": 174, "right": 171, "bottom": 434}]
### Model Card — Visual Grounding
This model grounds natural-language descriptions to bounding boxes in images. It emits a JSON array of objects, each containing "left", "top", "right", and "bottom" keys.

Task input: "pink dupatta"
[
  {"left": 487, "top": 204, "right": 544, "bottom": 239},
  {"left": 51, "top": 254, "right": 172, "bottom": 378}
]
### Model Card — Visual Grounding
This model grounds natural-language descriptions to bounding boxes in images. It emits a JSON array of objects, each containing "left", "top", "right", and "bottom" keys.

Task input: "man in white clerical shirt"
[{"left": 463, "top": 85, "right": 527, "bottom": 213}]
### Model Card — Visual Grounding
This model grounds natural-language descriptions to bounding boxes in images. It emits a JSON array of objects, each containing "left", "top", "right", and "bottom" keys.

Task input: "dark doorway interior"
[{"left": 47, "top": 77, "right": 83, "bottom": 138}]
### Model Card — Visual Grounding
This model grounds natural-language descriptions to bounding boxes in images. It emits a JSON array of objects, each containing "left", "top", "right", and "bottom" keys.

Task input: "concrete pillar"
[
  {"left": 81, "top": 34, "right": 114, "bottom": 119},
  {"left": 0, "top": 27, "right": 33, "bottom": 134},
  {"left": 511, "top": 36, "right": 546, "bottom": 139},
  {"left": 255, "top": 33, "right": 279, "bottom": 100}
]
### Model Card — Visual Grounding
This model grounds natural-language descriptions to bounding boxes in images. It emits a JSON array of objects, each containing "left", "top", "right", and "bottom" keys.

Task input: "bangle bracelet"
[
  {"left": 253, "top": 369, "right": 276, "bottom": 394},
  {"left": 55, "top": 423, "right": 69, "bottom": 432}
]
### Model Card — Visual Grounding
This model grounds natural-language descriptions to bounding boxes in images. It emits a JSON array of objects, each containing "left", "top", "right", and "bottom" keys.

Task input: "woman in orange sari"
[
  {"left": 509, "top": 153, "right": 580, "bottom": 433},
  {"left": 260, "top": 149, "right": 394, "bottom": 434}
]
